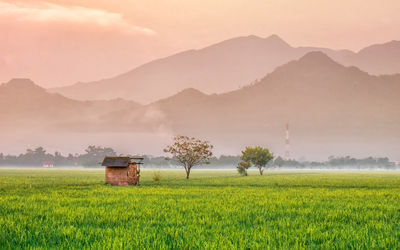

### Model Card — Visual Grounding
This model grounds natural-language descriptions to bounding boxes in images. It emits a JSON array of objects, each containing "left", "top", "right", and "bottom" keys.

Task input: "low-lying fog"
[{"left": 1, "top": 130, "right": 398, "bottom": 162}]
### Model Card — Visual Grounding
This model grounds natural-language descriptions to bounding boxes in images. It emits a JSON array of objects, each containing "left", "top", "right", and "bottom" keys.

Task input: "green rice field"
[{"left": 1, "top": 169, "right": 400, "bottom": 249}]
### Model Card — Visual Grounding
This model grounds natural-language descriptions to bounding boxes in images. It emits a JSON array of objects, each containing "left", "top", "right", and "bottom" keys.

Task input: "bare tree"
[{"left": 164, "top": 135, "right": 213, "bottom": 179}]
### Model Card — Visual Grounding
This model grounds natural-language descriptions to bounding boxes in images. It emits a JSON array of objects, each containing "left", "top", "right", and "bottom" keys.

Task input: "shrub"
[
  {"left": 237, "top": 161, "right": 250, "bottom": 176},
  {"left": 152, "top": 171, "right": 161, "bottom": 181}
]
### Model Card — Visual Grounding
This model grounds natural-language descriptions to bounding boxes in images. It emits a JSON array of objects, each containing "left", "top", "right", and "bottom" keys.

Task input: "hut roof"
[{"left": 102, "top": 157, "right": 131, "bottom": 167}]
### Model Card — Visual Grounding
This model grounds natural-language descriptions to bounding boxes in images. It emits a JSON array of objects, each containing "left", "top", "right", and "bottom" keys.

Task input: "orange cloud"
[{"left": 0, "top": 1, "right": 156, "bottom": 35}]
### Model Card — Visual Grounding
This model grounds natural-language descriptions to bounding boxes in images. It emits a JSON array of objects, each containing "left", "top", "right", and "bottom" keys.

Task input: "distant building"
[
  {"left": 42, "top": 161, "right": 54, "bottom": 168},
  {"left": 101, "top": 157, "right": 143, "bottom": 186}
]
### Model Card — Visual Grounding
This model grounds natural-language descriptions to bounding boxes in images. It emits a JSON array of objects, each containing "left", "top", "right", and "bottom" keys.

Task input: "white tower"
[{"left": 284, "top": 123, "right": 290, "bottom": 160}]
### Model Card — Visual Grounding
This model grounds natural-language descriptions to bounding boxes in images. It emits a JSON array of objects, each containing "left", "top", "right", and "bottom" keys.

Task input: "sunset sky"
[{"left": 1, "top": 0, "right": 400, "bottom": 87}]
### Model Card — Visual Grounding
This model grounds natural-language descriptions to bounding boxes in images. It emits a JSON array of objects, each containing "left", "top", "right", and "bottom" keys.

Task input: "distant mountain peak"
[
  {"left": 268, "top": 51, "right": 346, "bottom": 79},
  {"left": 266, "top": 34, "right": 280, "bottom": 39},
  {"left": 6, "top": 78, "right": 35, "bottom": 85},
  {"left": 205, "top": 35, "right": 264, "bottom": 50},
  {"left": 297, "top": 51, "right": 337, "bottom": 64},
  {"left": 177, "top": 88, "right": 207, "bottom": 96},
  {"left": 244, "top": 34, "right": 263, "bottom": 40},
  {"left": 265, "top": 34, "right": 284, "bottom": 42},
  {"left": 2, "top": 78, "right": 44, "bottom": 91},
  {"left": 205, "top": 34, "right": 291, "bottom": 51},
  {"left": 156, "top": 88, "right": 208, "bottom": 105},
  {"left": 264, "top": 34, "right": 291, "bottom": 47},
  {"left": 358, "top": 40, "right": 400, "bottom": 54}
]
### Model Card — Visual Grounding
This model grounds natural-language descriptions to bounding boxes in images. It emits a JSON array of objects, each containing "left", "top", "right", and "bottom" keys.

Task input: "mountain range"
[
  {"left": 50, "top": 35, "right": 400, "bottom": 104},
  {"left": 2, "top": 51, "right": 400, "bottom": 159},
  {"left": 149, "top": 52, "right": 400, "bottom": 158},
  {"left": 0, "top": 79, "right": 142, "bottom": 131}
]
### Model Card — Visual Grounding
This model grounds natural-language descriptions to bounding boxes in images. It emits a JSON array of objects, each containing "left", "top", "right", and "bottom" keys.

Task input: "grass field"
[{"left": 1, "top": 169, "right": 400, "bottom": 249}]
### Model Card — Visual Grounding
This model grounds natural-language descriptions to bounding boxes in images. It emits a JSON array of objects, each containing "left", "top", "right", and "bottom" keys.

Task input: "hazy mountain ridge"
[
  {"left": 50, "top": 35, "right": 400, "bottom": 104},
  {"left": 154, "top": 51, "right": 400, "bottom": 128},
  {"left": 3, "top": 52, "right": 400, "bottom": 158},
  {"left": 0, "top": 79, "right": 143, "bottom": 131},
  {"left": 146, "top": 52, "right": 400, "bottom": 158},
  {"left": 0, "top": 79, "right": 83, "bottom": 121},
  {"left": 344, "top": 40, "right": 400, "bottom": 76}
]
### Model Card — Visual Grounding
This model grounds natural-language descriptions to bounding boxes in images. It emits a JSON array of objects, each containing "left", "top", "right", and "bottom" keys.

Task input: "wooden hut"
[{"left": 101, "top": 157, "right": 143, "bottom": 186}]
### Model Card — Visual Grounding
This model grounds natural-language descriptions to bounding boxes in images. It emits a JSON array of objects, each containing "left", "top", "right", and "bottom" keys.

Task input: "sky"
[{"left": 1, "top": 0, "right": 400, "bottom": 87}]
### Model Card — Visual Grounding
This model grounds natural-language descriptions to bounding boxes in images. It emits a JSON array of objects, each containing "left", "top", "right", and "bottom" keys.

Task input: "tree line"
[
  {"left": 0, "top": 146, "right": 117, "bottom": 167},
  {"left": 0, "top": 144, "right": 395, "bottom": 170},
  {"left": 0, "top": 145, "right": 238, "bottom": 168}
]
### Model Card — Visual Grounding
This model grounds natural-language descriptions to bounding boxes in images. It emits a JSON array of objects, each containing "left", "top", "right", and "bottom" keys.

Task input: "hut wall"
[{"left": 105, "top": 167, "right": 129, "bottom": 186}]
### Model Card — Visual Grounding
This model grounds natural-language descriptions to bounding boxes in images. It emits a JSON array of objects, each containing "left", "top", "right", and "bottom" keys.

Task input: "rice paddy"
[{"left": 1, "top": 169, "right": 400, "bottom": 249}]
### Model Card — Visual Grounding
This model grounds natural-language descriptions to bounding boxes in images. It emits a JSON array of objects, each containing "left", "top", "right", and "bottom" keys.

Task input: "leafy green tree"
[
  {"left": 241, "top": 146, "right": 274, "bottom": 175},
  {"left": 164, "top": 135, "right": 213, "bottom": 179},
  {"left": 34, "top": 147, "right": 47, "bottom": 157},
  {"left": 19, "top": 147, "right": 52, "bottom": 166},
  {"left": 237, "top": 161, "right": 251, "bottom": 176},
  {"left": 80, "top": 145, "right": 117, "bottom": 166},
  {"left": 274, "top": 156, "right": 285, "bottom": 167}
]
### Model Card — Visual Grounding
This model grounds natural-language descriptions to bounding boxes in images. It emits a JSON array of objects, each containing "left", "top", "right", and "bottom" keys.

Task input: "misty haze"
[{"left": 1, "top": 0, "right": 400, "bottom": 249}]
